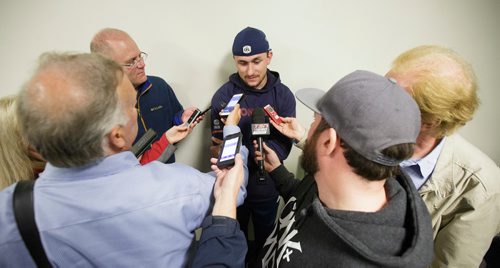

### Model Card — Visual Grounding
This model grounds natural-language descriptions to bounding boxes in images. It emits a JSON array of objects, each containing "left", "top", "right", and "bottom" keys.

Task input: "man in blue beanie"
[{"left": 210, "top": 26, "right": 296, "bottom": 263}]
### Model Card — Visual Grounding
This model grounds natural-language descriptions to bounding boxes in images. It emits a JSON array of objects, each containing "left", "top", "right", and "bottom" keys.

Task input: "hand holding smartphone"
[
  {"left": 219, "top": 93, "right": 244, "bottom": 117},
  {"left": 185, "top": 106, "right": 211, "bottom": 127},
  {"left": 216, "top": 133, "right": 242, "bottom": 168},
  {"left": 263, "top": 104, "right": 282, "bottom": 124},
  {"left": 185, "top": 108, "right": 201, "bottom": 126}
]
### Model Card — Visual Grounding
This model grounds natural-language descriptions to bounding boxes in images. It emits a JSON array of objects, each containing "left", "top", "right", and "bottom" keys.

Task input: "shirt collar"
[
  {"left": 400, "top": 137, "right": 446, "bottom": 189},
  {"left": 136, "top": 78, "right": 151, "bottom": 95}
]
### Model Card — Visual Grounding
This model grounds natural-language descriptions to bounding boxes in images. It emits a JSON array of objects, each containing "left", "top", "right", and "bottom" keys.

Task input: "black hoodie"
[{"left": 258, "top": 165, "right": 434, "bottom": 267}]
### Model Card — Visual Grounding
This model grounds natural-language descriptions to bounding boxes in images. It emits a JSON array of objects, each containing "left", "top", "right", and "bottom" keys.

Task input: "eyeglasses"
[{"left": 122, "top": 52, "right": 148, "bottom": 69}]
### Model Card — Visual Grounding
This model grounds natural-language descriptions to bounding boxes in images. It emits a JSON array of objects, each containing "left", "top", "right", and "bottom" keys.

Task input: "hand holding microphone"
[
  {"left": 251, "top": 108, "right": 270, "bottom": 183},
  {"left": 253, "top": 140, "right": 281, "bottom": 173}
]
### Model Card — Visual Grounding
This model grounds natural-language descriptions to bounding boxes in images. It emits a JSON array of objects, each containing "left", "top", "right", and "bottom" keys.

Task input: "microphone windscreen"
[{"left": 252, "top": 107, "right": 267, "bottom": 124}]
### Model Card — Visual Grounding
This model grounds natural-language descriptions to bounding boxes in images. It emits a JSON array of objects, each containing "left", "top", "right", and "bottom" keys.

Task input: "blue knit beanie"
[{"left": 232, "top": 27, "right": 270, "bottom": 56}]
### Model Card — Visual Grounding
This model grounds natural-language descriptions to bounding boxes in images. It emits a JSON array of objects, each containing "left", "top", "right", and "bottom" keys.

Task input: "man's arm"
[
  {"left": 254, "top": 141, "right": 302, "bottom": 199},
  {"left": 431, "top": 192, "right": 500, "bottom": 267},
  {"left": 139, "top": 125, "right": 191, "bottom": 165},
  {"left": 263, "top": 89, "right": 296, "bottom": 160},
  {"left": 191, "top": 154, "right": 247, "bottom": 267},
  {"left": 270, "top": 117, "right": 307, "bottom": 150}
]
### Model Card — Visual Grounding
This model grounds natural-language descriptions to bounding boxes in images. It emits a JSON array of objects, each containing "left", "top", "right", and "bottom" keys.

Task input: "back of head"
[
  {"left": 0, "top": 96, "right": 33, "bottom": 189},
  {"left": 232, "top": 27, "right": 270, "bottom": 56},
  {"left": 296, "top": 70, "right": 421, "bottom": 180},
  {"left": 17, "top": 52, "right": 126, "bottom": 168},
  {"left": 90, "top": 28, "right": 131, "bottom": 58},
  {"left": 389, "top": 45, "right": 479, "bottom": 137}
]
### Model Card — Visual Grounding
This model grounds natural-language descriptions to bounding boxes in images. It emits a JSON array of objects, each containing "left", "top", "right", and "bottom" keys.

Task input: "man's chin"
[
  {"left": 245, "top": 79, "right": 261, "bottom": 88},
  {"left": 133, "top": 76, "right": 148, "bottom": 87}
]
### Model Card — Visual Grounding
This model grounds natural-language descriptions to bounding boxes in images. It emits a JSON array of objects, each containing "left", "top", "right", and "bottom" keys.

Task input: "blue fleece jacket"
[
  {"left": 210, "top": 70, "right": 296, "bottom": 202},
  {"left": 134, "top": 76, "right": 184, "bottom": 163}
]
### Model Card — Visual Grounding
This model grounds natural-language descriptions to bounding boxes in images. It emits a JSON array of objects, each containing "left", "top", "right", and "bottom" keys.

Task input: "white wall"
[{"left": 1, "top": 0, "right": 499, "bottom": 172}]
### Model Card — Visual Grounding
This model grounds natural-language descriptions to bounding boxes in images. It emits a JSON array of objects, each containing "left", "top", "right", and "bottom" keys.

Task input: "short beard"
[{"left": 300, "top": 137, "right": 319, "bottom": 175}]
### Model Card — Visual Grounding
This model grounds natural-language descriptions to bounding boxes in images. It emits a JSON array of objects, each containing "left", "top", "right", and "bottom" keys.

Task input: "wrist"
[
  {"left": 293, "top": 128, "right": 307, "bottom": 144},
  {"left": 212, "top": 190, "right": 238, "bottom": 218}
]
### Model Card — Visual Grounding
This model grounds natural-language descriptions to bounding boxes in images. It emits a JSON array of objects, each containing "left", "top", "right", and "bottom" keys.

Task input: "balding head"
[
  {"left": 90, "top": 28, "right": 132, "bottom": 58},
  {"left": 90, "top": 28, "right": 147, "bottom": 87},
  {"left": 387, "top": 45, "right": 479, "bottom": 137},
  {"left": 17, "top": 52, "right": 129, "bottom": 167}
]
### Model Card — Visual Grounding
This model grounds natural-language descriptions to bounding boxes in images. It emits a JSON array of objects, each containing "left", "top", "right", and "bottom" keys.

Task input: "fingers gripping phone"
[
  {"left": 219, "top": 93, "right": 244, "bottom": 117},
  {"left": 216, "top": 133, "right": 242, "bottom": 168},
  {"left": 263, "top": 104, "right": 282, "bottom": 124},
  {"left": 185, "top": 109, "right": 201, "bottom": 126},
  {"left": 185, "top": 106, "right": 211, "bottom": 127}
]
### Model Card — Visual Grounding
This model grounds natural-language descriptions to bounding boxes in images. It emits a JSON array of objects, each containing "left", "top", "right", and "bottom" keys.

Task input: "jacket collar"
[{"left": 419, "top": 135, "right": 459, "bottom": 198}]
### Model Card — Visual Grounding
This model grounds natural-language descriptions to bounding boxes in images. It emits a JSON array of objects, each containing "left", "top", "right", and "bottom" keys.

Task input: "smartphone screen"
[
  {"left": 217, "top": 133, "right": 242, "bottom": 168},
  {"left": 185, "top": 109, "right": 201, "bottom": 126},
  {"left": 220, "top": 93, "right": 243, "bottom": 116}
]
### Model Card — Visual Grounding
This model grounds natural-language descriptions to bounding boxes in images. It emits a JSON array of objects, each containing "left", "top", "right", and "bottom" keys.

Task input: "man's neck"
[
  {"left": 315, "top": 167, "right": 388, "bottom": 213},
  {"left": 413, "top": 133, "right": 441, "bottom": 160},
  {"left": 255, "top": 75, "right": 268, "bottom": 90}
]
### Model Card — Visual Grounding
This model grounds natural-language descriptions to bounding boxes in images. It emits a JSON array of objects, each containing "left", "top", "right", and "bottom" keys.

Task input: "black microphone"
[{"left": 251, "top": 108, "right": 270, "bottom": 183}]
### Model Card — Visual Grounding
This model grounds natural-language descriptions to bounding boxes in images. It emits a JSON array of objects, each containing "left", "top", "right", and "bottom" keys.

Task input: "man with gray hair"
[
  {"left": 255, "top": 70, "right": 433, "bottom": 267},
  {"left": 0, "top": 52, "right": 248, "bottom": 267}
]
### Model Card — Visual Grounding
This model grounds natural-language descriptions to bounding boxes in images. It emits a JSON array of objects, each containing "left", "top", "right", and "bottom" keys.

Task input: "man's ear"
[
  {"left": 317, "top": 128, "right": 337, "bottom": 156},
  {"left": 266, "top": 51, "right": 273, "bottom": 63},
  {"left": 107, "top": 126, "right": 126, "bottom": 153},
  {"left": 421, "top": 119, "right": 441, "bottom": 135}
]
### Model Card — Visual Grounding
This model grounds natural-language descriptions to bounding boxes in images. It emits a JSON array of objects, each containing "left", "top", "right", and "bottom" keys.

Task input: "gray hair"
[{"left": 17, "top": 52, "right": 128, "bottom": 168}]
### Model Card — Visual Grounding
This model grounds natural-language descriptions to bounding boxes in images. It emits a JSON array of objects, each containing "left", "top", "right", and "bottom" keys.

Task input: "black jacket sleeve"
[
  {"left": 191, "top": 216, "right": 247, "bottom": 268},
  {"left": 269, "top": 165, "right": 302, "bottom": 200}
]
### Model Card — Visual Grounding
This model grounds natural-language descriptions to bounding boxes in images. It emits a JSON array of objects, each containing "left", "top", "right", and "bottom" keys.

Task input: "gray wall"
[{"left": 1, "top": 0, "right": 499, "bottom": 173}]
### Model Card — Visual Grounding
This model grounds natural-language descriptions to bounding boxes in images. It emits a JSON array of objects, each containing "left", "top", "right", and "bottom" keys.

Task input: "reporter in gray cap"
[{"left": 255, "top": 70, "right": 434, "bottom": 267}]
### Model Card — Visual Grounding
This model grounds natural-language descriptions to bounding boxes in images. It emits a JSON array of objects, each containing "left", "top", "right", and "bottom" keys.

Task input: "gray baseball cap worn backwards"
[{"left": 296, "top": 70, "right": 421, "bottom": 166}]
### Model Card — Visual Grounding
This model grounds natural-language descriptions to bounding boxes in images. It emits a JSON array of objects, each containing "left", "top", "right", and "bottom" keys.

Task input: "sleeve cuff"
[
  {"left": 223, "top": 125, "right": 241, "bottom": 137},
  {"left": 269, "top": 164, "right": 291, "bottom": 180}
]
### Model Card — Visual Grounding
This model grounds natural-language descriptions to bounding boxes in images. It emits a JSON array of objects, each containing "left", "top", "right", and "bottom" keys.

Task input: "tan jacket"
[{"left": 420, "top": 134, "right": 500, "bottom": 268}]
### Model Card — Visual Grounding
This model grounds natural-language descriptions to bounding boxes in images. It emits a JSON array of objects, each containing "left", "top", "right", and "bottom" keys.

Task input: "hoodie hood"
[
  {"left": 311, "top": 175, "right": 434, "bottom": 267},
  {"left": 259, "top": 170, "right": 433, "bottom": 267},
  {"left": 228, "top": 69, "right": 281, "bottom": 94}
]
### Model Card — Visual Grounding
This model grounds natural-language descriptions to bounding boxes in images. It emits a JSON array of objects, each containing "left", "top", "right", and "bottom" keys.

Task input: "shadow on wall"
[
  {"left": 194, "top": 52, "right": 235, "bottom": 172},
  {"left": 218, "top": 52, "right": 235, "bottom": 86}
]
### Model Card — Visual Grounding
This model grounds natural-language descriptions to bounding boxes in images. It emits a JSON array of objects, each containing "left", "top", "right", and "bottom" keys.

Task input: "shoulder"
[
  {"left": 0, "top": 184, "right": 20, "bottom": 247},
  {"left": 211, "top": 81, "right": 237, "bottom": 102},
  {"left": 439, "top": 134, "right": 500, "bottom": 194},
  {"left": 148, "top": 76, "right": 174, "bottom": 91},
  {"left": 140, "top": 162, "right": 216, "bottom": 193},
  {"left": 148, "top": 75, "right": 167, "bottom": 84}
]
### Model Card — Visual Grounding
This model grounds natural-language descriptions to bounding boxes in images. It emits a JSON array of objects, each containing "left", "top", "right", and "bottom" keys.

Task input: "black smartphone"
[
  {"left": 185, "top": 108, "right": 201, "bottom": 126},
  {"left": 219, "top": 93, "right": 244, "bottom": 117},
  {"left": 200, "top": 106, "right": 211, "bottom": 116},
  {"left": 130, "top": 129, "right": 157, "bottom": 158},
  {"left": 216, "top": 133, "right": 242, "bottom": 168}
]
